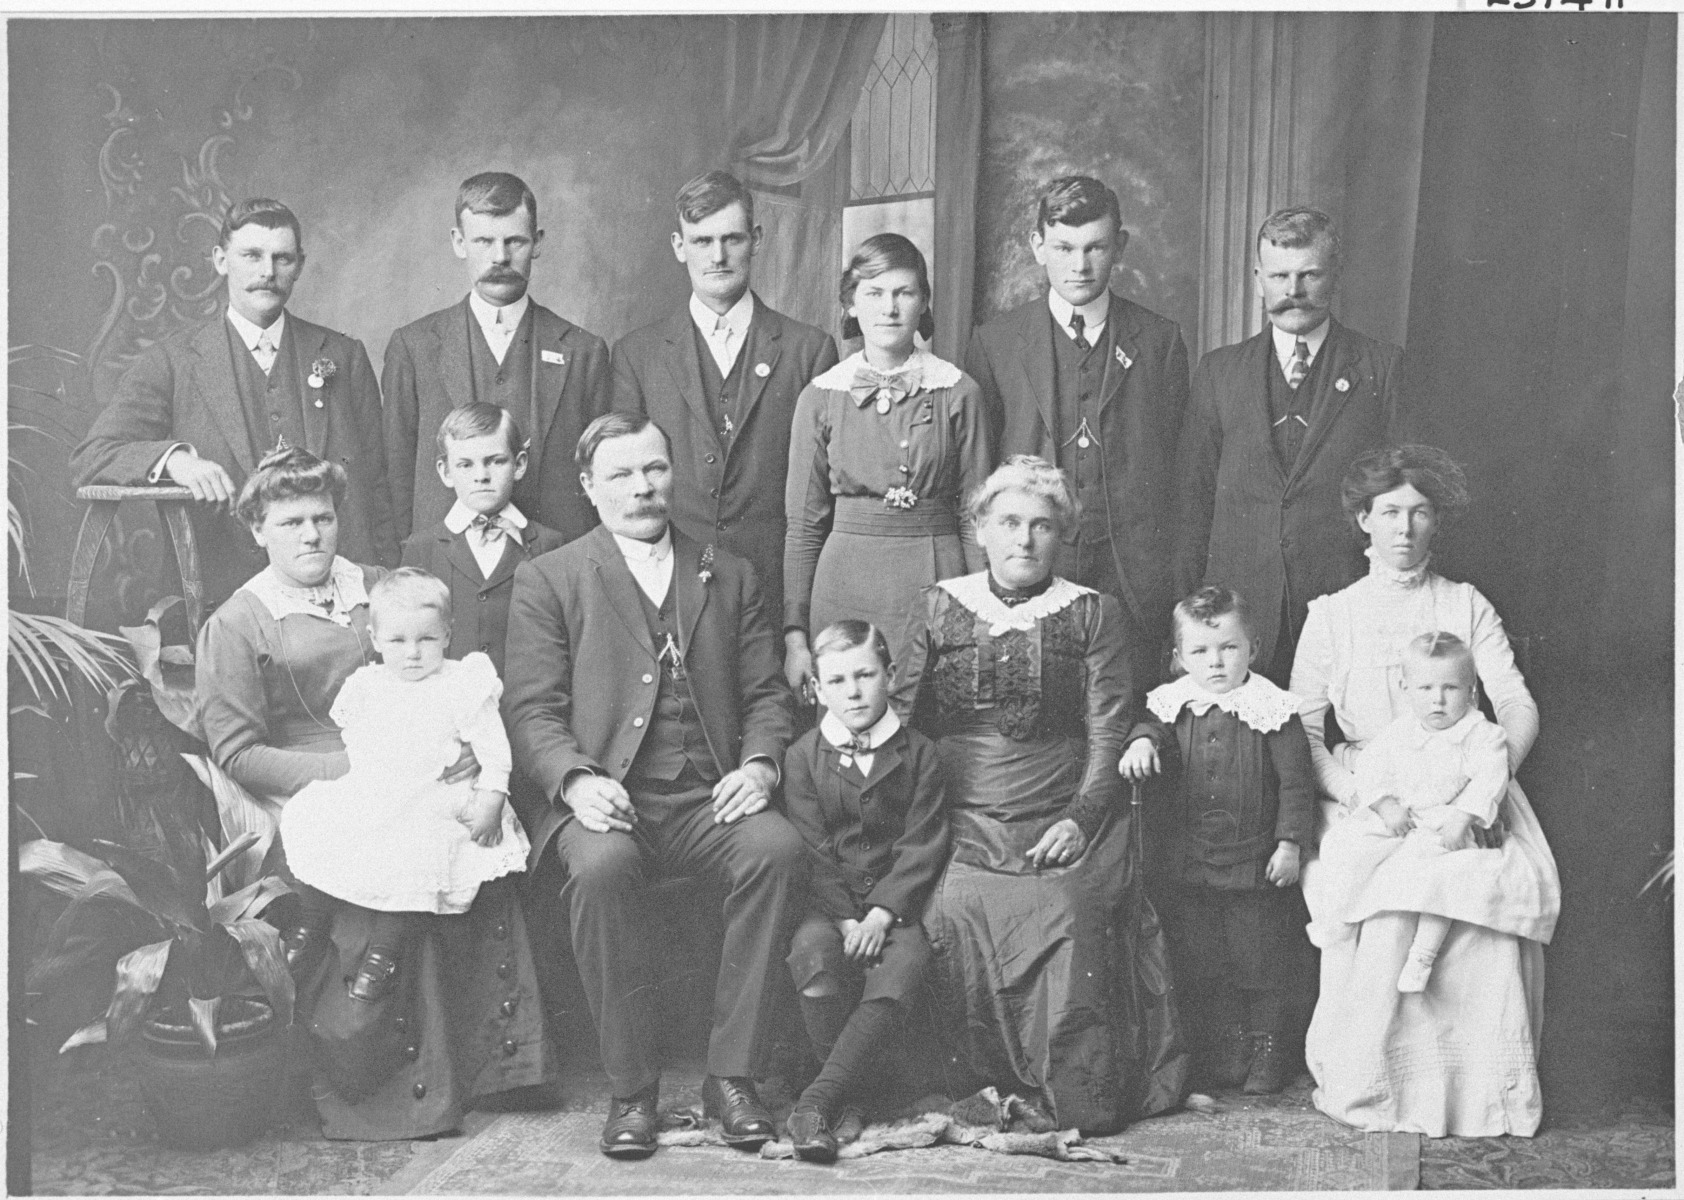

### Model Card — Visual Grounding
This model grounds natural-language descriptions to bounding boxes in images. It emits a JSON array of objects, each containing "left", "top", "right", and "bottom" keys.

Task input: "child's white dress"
[
  {"left": 281, "top": 653, "right": 529, "bottom": 914},
  {"left": 1312, "top": 709, "right": 1551, "bottom": 941}
]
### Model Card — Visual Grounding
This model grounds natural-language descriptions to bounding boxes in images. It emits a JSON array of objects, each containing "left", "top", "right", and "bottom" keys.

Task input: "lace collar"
[
  {"left": 1364, "top": 545, "right": 1433, "bottom": 589},
  {"left": 240, "top": 557, "right": 368, "bottom": 626},
  {"left": 938, "top": 571, "right": 1089, "bottom": 635},
  {"left": 1146, "top": 672, "right": 1302, "bottom": 733},
  {"left": 811, "top": 346, "right": 963, "bottom": 393}
]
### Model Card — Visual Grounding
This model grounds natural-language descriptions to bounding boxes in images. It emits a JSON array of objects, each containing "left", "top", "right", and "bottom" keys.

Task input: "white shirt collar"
[
  {"left": 468, "top": 290, "right": 531, "bottom": 336},
  {"left": 820, "top": 705, "right": 901, "bottom": 753},
  {"left": 1271, "top": 318, "right": 1329, "bottom": 367},
  {"left": 1047, "top": 289, "right": 1111, "bottom": 338},
  {"left": 444, "top": 499, "right": 528, "bottom": 537},
  {"left": 226, "top": 304, "right": 286, "bottom": 351},
  {"left": 612, "top": 529, "right": 672, "bottom": 564},
  {"left": 689, "top": 290, "right": 755, "bottom": 340}
]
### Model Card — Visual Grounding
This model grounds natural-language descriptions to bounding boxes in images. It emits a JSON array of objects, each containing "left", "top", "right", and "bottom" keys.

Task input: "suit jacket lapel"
[
  {"left": 445, "top": 530, "right": 488, "bottom": 588},
  {"left": 671, "top": 531, "right": 710, "bottom": 663},
  {"left": 856, "top": 737, "right": 905, "bottom": 791},
  {"left": 586, "top": 527, "right": 658, "bottom": 662},
  {"left": 1287, "top": 320, "right": 1357, "bottom": 490},
  {"left": 436, "top": 298, "right": 475, "bottom": 412},
  {"left": 1014, "top": 303, "right": 1058, "bottom": 440},
  {"left": 481, "top": 531, "right": 529, "bottom": 591},
  {"left": 733, "top": 297, "right": 782, "bottom": 447},
  {"left": 530, "top": 304, "right": 574, "bottom": 455},
  {"left": 1097, "top": 294, "right": 1138, "bottom": 417},
  {"left": 662, "top": 307, "right": 718, "bottom": 450},
  {"left": 188, "top": 318, "right": 256, "bottom": 476},
  {"left": 290, "top": 318, "right": 330, "bottom": 458}
]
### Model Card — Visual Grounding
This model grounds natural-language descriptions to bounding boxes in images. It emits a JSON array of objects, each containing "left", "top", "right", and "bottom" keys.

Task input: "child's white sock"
[{"left": 1397, "top": 914, "right": 1453, "bottom": 993}]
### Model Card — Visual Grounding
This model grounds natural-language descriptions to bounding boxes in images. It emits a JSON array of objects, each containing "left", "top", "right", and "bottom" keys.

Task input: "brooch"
[
  {"left": 698, "top": 543, "right": 715, "bottom": 585},
  {"left": 754, "top": 362, "right": 771, "bottom": 378},
  {"left": 307, "top": 357, "right": 337, "bottom": 407},
  {"left": 883, "top": 486, "right": 918, "bottom": 510},
  {"left": 1334, "top": 377, "right": 1351, "bottom": 393}
]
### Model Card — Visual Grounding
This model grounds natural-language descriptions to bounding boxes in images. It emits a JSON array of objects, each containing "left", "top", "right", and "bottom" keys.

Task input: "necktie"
[
  {"left": 849, "top": 733, "right": 871, "bottom": 755},
  {"left": 1288, "top": 337, "right": 1310, "bottom": 389},
  {"left": 1068, "top": 313, "right": 1087, "bottom": 347},
  {"left": 252, "top": 334, "right": 277, "bottom": 375},
  {"left": 710, "top": 316, "right": 735, "bottom": 375},
  {"left": 471, "top": 512, "right": 510, "bottom": 543}
]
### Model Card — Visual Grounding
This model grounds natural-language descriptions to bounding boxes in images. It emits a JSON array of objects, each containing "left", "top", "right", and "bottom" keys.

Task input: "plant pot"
[{"left": 136, "top": 996, "right": 286, "bottom": 1149}]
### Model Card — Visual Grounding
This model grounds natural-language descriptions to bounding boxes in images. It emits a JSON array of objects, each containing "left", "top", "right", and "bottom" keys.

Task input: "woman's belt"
[{"left": 832, "top": 496, "right": 959, "bottom": 537}]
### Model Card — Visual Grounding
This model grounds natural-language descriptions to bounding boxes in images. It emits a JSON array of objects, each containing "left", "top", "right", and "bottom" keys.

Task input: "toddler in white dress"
[
  {"left": 281, "top": 568, "right": 529, "bottom": 1002},
  {"left": 1313, "top": 631, "right": 1516, "bottom": 993}
]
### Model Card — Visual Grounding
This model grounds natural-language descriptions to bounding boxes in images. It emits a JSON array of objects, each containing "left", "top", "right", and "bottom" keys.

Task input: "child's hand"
[
  {"left": 1118, "top": 739, "right": 1160, "bottom": 782},
  {"left": 1434, "top": 809, "right": 1476, "bottom": 851},
  {"left": 1373, "top": 796, "right": 1413, "bottom": 837},
  {"left": 462, "top": 789, "right": 507, "bottom": 847},
  {"left": 842, "top": 907, "right": 894, "bottom": 962},
  {"left": 1265, "top": 840, "right": 1301, "bottom": 887}
]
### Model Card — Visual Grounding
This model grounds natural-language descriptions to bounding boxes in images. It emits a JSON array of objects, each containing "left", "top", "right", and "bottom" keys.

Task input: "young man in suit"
[
  {"left": 503, "top": 412, "right": 801, "bottom": 1160},
  {"left": 399, "top": 403, "right": 566, "bottom": 678},
  {"left": 383, "top": 172, "right": 611, "bottom": 545},
  {"left": 72, "top": 198, "right": 399, "bottom": 609},
  {"left": 611, "top": 171, "right": 838, "bottom": 625},
  {"left": 965, "top": 176, "right": 1190, "bottom": 689},
  {"left": 1174, "top": 206, "right": 1412, "bottom": 684}
]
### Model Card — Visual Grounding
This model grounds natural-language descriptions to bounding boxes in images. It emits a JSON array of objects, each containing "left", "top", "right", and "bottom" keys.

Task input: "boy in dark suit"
[
  {"left": 400, "top": 403, "right": 565, "bottom": 677},
  {"left": 781, "top": 621, "right": 948, "bottom": 1162}
]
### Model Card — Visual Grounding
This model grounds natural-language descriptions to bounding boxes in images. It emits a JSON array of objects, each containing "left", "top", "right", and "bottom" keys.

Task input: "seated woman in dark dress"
[
  {"left": 893, "top": 454, "right": 1189, "bottom": 1134},
  {"left": 194, "top": 447, "right": 556, "bottom": 1139}
]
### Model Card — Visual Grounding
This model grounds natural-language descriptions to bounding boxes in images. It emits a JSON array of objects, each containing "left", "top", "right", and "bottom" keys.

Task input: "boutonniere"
[
  {"left": 884, "top": 486, "right": 919, "bottom": 510},
  {"left": 307, "top": 357, "right": 337, "bottom": 407},
  {"left": 1115, "top": 345, "right": 1133, "bottom": 370},
  {"left": 1334, "top": 376, "right": 1351, "bottom": 393},
  {"left": 698, "top": 543, "right": 715, "bottom": 585}
]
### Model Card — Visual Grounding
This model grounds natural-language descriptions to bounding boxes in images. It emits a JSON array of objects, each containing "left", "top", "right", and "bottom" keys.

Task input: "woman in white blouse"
[{"left": 1291, "top": 444, "right": 1559, "bottom": 1138}]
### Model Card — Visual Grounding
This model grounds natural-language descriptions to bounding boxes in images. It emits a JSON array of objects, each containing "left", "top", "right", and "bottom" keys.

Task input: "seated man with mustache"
[
  {"left": 1173, "top": 206, "right": 1415, "bottom": 685},
  {"left": 72, "top": 198, "right": 400, "bottom": 609},
  {"left": 382, "top": 171, "right": 612, "bottom": 548}
]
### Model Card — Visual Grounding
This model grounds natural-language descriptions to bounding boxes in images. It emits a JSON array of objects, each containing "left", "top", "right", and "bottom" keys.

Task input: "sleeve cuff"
[
  {"left": 149, "top": 443, "right": 193, "bottom": 483},
  {"left": 743, "top": 753, "right": 781, "bottom": 787}
]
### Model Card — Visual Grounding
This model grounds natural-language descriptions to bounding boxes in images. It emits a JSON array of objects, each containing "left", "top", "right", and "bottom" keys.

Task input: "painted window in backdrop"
[{"left": 842, "top": 13, "right": 937, "bottom": 293}]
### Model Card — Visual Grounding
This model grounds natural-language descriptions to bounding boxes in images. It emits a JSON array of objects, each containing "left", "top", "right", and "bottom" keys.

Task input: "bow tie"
[
  {"left": 471, "top": 512, "right": 515, "bottom": 542},
  {"left": 849, "top": 733, "right": 872, "bottom": 755},
  {"left": 849, "top": 364, "right": 920, "bottom": 406}
]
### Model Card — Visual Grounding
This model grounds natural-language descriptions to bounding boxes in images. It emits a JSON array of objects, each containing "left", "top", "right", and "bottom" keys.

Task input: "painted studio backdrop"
[{"left": 8, "top": 10, "right": 1674, "bottom": 1121}]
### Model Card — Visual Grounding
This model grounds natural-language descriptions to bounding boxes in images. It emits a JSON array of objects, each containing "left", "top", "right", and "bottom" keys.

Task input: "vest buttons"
[
  {"left": 710, "top": 487, "right": 719, "bottom": 497},
  {"left": 705, "top": 454, "right": 717, "bottom": 464},
  {"left": 633, "top": 717, "right": 645, "bottom": 727},
  {"left": 413, "top": 1083, "right": 427, "bottom": 1100}
]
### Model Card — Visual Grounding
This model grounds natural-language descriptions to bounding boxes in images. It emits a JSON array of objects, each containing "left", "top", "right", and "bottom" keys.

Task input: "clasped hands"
[
  {"left": 564, "top": 759, "right": 778, "bottom": 833},
  {"left": 837, "top": 906, "right": 895, "bottom": 963}
]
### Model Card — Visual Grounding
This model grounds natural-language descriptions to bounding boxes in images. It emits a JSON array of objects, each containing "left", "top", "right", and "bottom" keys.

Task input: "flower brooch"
[
  {"left": 698, "top": 543, "right": 716, "bottom": 585},
  {"left": 307, "top": 357, "right": 337, "bottom": 407},
  {"left": 883, "top": 486, "right": 919, "bottom": 510}
]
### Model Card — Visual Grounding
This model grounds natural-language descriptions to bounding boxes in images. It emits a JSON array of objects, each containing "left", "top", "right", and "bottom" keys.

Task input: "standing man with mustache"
[
  {"left": 73, "top": 198, "right": 398, "bottom": 609},
  {"left": 1174, "top": 206, "right": 1412, "bottom": 685},
  {"left": 383, "top": 171, "right": 611, "bottom": 545},
  {"left": 965, "top": 176, "right": 1190, "bottom": 690},
  {"left": 612, "top": 171, "right": 837, "bottom": 626}
]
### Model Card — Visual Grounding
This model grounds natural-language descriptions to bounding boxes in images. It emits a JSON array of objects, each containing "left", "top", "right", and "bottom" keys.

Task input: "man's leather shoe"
[
  {"left": 1209, "top": 1023, "right": 1254, "bottom": 1090},
  {"left": 787, "top": 1105, "right": 838, "bottom": 1163},
  {"left": 282, "top": 923, "right": 326, "bottom": 975},
  {"left": 599, "top": 1086, "right": 659, "bottom": 1159},
  {"left": 702, "top": 1075, "right": 775, "bottom": 1149},
  {"left": 1243, "top": 1032, "right": 1291, "bottom": 1094},
  {"left": 347, "top": 946, "right": 399, "bottom": 1003}
]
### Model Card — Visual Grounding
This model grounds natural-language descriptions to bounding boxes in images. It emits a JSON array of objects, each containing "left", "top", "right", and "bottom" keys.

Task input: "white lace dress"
[
  {"left": 1292, "top": 550, "right": 1560, "bottom": 1137},
  {"left": 281, "top": 652, "right": 530, "bottom": 914}
]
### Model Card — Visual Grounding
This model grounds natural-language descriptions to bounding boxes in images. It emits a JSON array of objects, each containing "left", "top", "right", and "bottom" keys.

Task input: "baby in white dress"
[
  {"left": 1314, "top": 631, "right": 1509, "bottom": 993},
  {"left": 281, "top": 568, "right": 529, "bottom": 1002}
]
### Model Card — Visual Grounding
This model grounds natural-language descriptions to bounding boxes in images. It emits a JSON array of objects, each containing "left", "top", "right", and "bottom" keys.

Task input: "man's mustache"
[
  {"left": 480, "top": 267, "right": 526, "bottom": 283},
  {"left": 1271, "top": 299, "right": 1319, "bottom": 313}
]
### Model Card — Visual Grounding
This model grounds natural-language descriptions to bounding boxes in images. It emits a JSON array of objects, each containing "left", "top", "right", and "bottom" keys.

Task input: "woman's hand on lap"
[
  {"left": 1118, "top": 739, "right": 1160, "bottom": 782},
  {"left": 1026, "top": 818, "right": 1087, "bottom": 868}
]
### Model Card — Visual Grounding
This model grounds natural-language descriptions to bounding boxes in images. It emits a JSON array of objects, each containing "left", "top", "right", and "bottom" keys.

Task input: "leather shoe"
[
  {"left": 1208, "top": 1022, "right": 1254, "bottom": 1090},
  {"left": 599, "top": 1086, "right": 659, "bottom": 1159},
  {"left": 1243, "top": 1032, "right": 1291, "bottom": 1094},
  {"left": 347, "top": 946, "right": 399, "bottom": 1003},
  {"left": 702, "top": 1075, "right": 775, "bottom": 1149},
  {"left": 281, "top": 923, "right": 326, "bottom": 975},
  {"left": 787, "top": 1105, "right": 838, "bottom": 1164}
]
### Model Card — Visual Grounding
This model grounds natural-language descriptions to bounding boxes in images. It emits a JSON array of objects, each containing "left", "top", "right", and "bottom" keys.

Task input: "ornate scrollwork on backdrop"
[{"left": 85, "top": 42, "right": 302, "bottom": 405}]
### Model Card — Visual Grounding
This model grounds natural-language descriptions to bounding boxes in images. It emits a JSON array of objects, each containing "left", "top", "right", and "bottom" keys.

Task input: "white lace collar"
[
  {"left": 811, "top": 346, "right": 963, "bottom": 393},
  {"left": 1146, "top": 672, "right": 1302, "bottom": 733},
  {"left": 937, "top": 571, "right": 1090, "bottom": 635},
  {"left": 1364, "top": 545, "right": 1433, "bottom": 589},
  {"left": 240, "top": 557, "right": 368, "bottom": 626}
]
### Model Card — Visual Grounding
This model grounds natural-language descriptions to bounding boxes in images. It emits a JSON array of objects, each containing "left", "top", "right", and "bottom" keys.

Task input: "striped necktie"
[{"left": 1287, "top": 337, "right": 1310, "bottom": 389}]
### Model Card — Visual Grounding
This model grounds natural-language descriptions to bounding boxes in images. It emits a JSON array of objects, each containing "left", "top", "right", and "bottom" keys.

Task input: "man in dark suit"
[
  {"left": 383, "top": 171, "right": 611, "bottom": 545},
  {"left": 966, "top": 176, "right": 1190, "bottom": 688},
  {"left": 612, "top": 170, "right": 838, "bottom": 624},
  {"left": 1175, "top": 206, "right": 1411, "bottom": 683},
  {"left": 399, "top": 403, "right": 566, "bottom": 677},
  {"left": 72, "top": 198, "right": 398, "bottom": 608},
  {"left": 503, "top": 412, "right": 801, "bottom": 1160}
]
